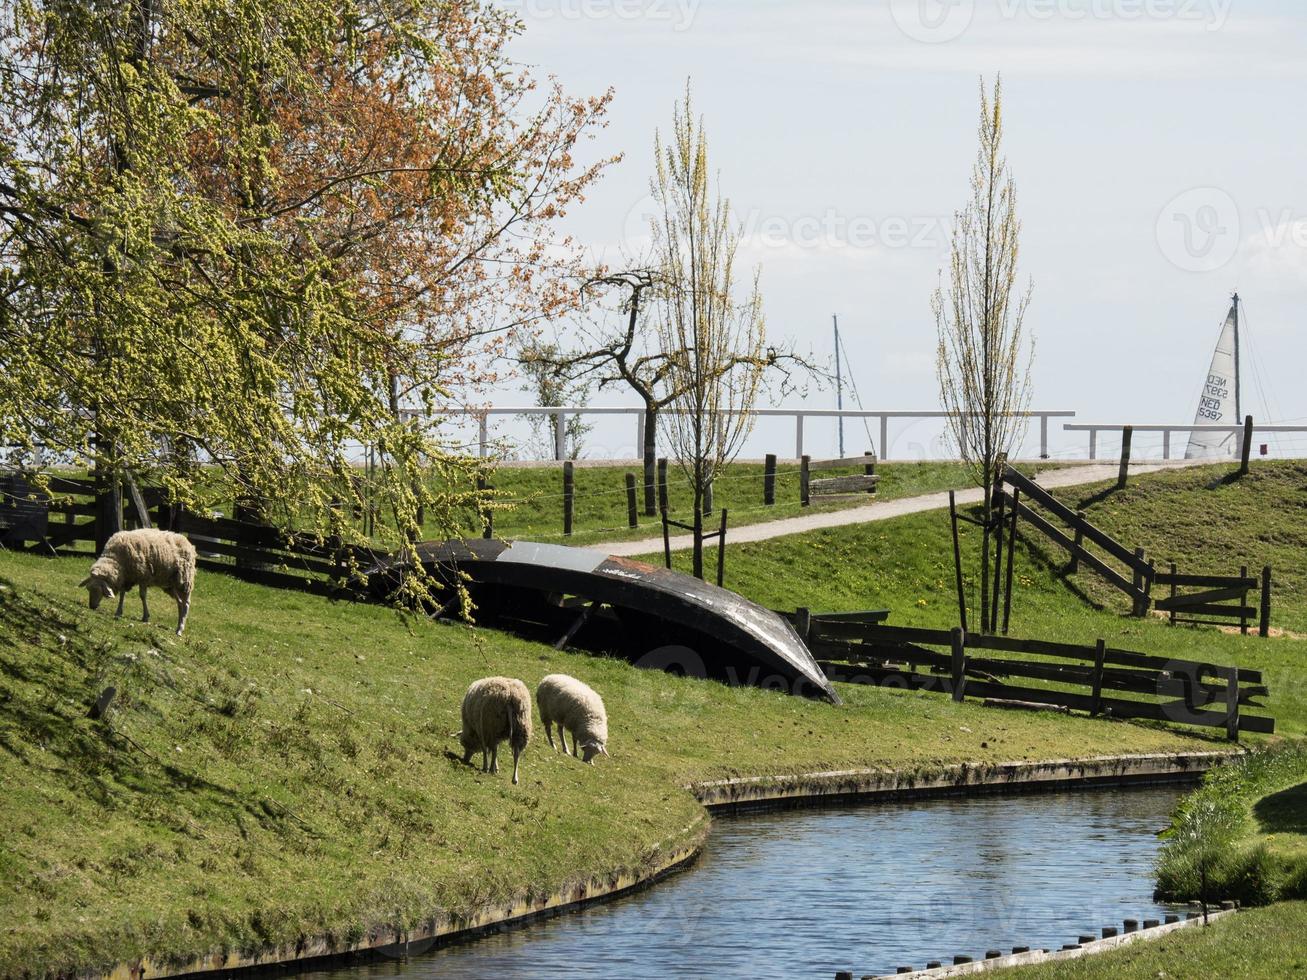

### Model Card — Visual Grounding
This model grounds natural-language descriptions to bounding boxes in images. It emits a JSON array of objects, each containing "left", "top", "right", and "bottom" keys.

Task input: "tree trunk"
[
  {"left": 980, "top": 460, "right": 992, "bottom": 633},
  {"left": 691, "top": 477, "right": 704, "bottom": 580},
  {"left": 643, "top": 402, "right": 658, "bottom": 516}
]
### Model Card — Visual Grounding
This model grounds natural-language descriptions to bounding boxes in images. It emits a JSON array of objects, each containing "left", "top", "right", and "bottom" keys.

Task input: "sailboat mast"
[
  {"left": 1232, "top": 292, "right": 1241, "bottom": 422},
  {"left": 833, "top": 314, "right": 844, "bottom": 457}
]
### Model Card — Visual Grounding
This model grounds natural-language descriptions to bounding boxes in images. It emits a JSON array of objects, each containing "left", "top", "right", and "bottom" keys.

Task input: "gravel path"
[{"left": 596, "top": 460, "right": 1200, "bottom": 558}]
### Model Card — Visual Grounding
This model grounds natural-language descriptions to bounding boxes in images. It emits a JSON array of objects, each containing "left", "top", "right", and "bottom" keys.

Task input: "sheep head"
[
  {"left": 79, "top": 574, "right": 115, "bottom": 610},
  {"left": 579, "top": 740, "right": 608, "bottom": 764}
]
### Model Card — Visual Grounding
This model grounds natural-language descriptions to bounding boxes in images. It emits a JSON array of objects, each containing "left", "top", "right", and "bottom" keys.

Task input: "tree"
[
  {"left": 0, "top": 0, "right": 608, "bottom": 598},
  {"left": 934, "top": 75, "right": 1034, "bottom": 632},
  {"left": 519, "top": 340, "right": 593, "bottom": 460},
  {"left": 652, "top": 85, "right": 769, "bottom": 581}
]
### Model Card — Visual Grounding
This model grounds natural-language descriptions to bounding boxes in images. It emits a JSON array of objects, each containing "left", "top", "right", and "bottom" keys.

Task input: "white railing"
[
  {"left": 1065, "top": 423, "right": 1307, "bottom": 460},
  {"left": 408, "top": 407, "right": 1077, "bottom": 461}
]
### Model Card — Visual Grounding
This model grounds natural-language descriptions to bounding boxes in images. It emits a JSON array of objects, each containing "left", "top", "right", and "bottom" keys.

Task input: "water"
[{"left": 302, "top": 786, "right": 1186, "bottom": 980}]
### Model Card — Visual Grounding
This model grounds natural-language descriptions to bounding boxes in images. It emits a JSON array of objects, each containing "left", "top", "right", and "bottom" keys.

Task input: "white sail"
[{"left": 1184, "top": 300, "right": 1240, "bottom": 459}]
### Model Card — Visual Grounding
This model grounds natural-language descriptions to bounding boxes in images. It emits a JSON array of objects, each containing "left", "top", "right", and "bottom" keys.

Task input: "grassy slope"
[
  {"left": 455, "top": 459, "right": 1065, "bottom": 547},
  {"left": 1003, "top": 902, "right": 1307, "bottom": 980},
  {"left": 652, "top": 461, "right": 1307, "bottom": 739},
  {"left": 0, "top": 549, "right": 1196, "bottom": 977}
]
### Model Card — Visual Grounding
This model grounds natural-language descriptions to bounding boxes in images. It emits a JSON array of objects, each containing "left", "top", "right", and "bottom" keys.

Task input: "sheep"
[
  {"left": 459, "top": 677, "right": 532, "bottom": 785},
  {"left": 537, "top": 673, "right": 609, "bottom": 763},
  {"left": 80, "top": 528, "right": 197, "bottom": 636}
]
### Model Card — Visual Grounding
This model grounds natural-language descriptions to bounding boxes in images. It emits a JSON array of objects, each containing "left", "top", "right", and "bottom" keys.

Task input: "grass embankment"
[
  {"left": 0, "top": 547, "right": 1201, "bottom": 977},
  {"left": 653, "top": 461, "right": 1307, "bottom": 739},
  {"left": 448, "top": 459, "right": 1065, "bottom": 546},
  {"left": 1155, "top": 743, "right": 1307, "bottom": 906},
  {"left": 1002, "top": 901, "right": 1307, "bottom": 979}
]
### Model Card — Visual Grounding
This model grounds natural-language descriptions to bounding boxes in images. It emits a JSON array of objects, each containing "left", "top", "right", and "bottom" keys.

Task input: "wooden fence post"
[
  {"left": 1091, "top": 639, "right": 1106, "bottom": 717},
  {"left": 1002, "top": 488, "right": 1019, "bottom": 635},
  {"left": 1225, "top": 671, "right": 1241, "bottom": 742},
  {"left": 1239, "top": 416, "right": 1254, "bottom": 476},
  {"left": 795, "top": 607, "right": 812, "bottom": 644},
  {"left": 1118, "top": 425, "right": 1133, "bottom": 489},
  {"left": 1260, "top": 566, "right": 1272, "bottom": 638},
  {"left": 950, "top": 627, "right": 967, "bottom": 703},
  {"left": 660, "top": 508, "right": 672, "bottom": 570},
  {"left": 625, "top": 472, "right": 638, "bottom": 529},
  {"left": 1240, "top": 565, "right": 1250, "bottom": 635},
  {"left": 563, "top": 461, "right": 574, "bottom": 537},
  {"left": 657, "top": 457, "right": 669, "bottom": 514},
  {"left": 800, "top": 455, "right": 811, "bottom": 507},
  {"left": 990, "top": 487, "right": 1007, "bottom": 633},
  {"left": 704, "top": 477, "right": 714, "bottom": 517},
  {"left": 1069, "top": 512, "right": 1085, "bottom": 574},
  {"left": 764, "top": 454, "right": 777, "bottom": 506},
  {"left": 949, "top": 491, "right": 968, "bottom": 633},
  {"left": 716, "top": 509, "right": 728, "bottom": 588},
  {"left": 477, "top": 477, "right": 493, "bottom": 540},
  {"left": 1169, "top": 562, "right": 1178, "bottom": 626},
  {"left": 1132, "top": 547, "right": 1147, "bottom": 617}
]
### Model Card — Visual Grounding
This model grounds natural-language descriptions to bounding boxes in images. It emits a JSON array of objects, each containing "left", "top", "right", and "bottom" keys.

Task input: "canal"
[{"left": 302, "top": 784, "right": 1187, "bottom": 979}]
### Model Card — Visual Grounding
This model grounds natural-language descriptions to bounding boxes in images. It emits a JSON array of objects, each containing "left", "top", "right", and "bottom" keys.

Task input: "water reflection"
[{"left": 301, "top": 786, "right": 1185, "bottom": 979}]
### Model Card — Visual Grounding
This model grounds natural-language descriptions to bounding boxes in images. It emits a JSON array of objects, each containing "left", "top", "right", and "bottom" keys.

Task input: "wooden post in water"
[
  {"left": 625, "top": 473, "right": 639, "bottom": 529},
  {"left": 1239, "top": 415, "right": 1254, "bottom": 476},
  {"left": 800, "top": 455, "right": 811, "bottom": 507},
  {"left": 562, "top": 462, "right": 574, "bottom": 537},
  {"left": 764, "top": 453, "right": 777, "bottom": 506},
  {"left": 1118, "top": 425, "right": 1133, "bottom": 489},
  {"left": 950, "top": 627, "right": 967, "bottom": 703},
  {"left": 1260, "top": 566, "right": 1272, "bottom": 638},
  {"left": 949, "top": 491, "right": 968, "bottom": 633}
]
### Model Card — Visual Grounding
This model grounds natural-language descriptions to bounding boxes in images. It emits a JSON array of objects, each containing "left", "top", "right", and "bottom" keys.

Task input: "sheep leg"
[
  {"left": 175, "top": 592, "right": 190, "bottom": 635},
  {"left": 511, "top": 748, "right": 521, "bottom": 785},
  {"left": 559, "top": 728, "right": 570, "bottom": 756},
  {"left": 480, "top": 748, "right": 489, "bottom": 772},
  {"left": 544, "top": 721, "right": 557, "bottom": 751},
  {"left": 139, "top": 584, "right": 150, "bottom": 623},
  {"left": 115, "top": 589, "right": 126, "bottom": 618},
  {"left": 490, "top": 744, "right": 500, "bottom": 774}
]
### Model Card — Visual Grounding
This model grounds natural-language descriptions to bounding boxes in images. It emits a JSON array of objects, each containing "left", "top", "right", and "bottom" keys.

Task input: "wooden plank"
[
  {"left": 815, "top": 642, "right": 953, "bottom": 672},
  {"left": 1154, "top": 586, "right": 1252, "bottom": 609},
  {"left": 185, "top": 537, "right": 338, "bottom": 577},
  {"left": 1159, "top": 603, "right": 1260, "bottom": 620},
  {"left": 821, "top": 622, "right": 955, "bottom": 647},
  {"left": 1002, "top": 468, "right": 1150, "bottom": 573},
  {"left": 1152, "top": 573, "right": 1258, "bottom": 589},
  {"left": 1008, "top": 497, "right": 1149, "bottom": 603},
  {"left": 809, "top": 456, "right": 882, "bottom": 471},
  {"left": 809, "top": 475, "right": 879, "bottom": 495},
  {"left": 964, "top": 631, "right": 1099, "bottom": 662},
  {"left": 1102, "top": 647, "right": 1261, "bottom": 684},
  {"left": 194, "top": 559, "right": 338, "bottom": 596},
  {"left": 808, "top": 610, "right": 892, "bottom": 624}
]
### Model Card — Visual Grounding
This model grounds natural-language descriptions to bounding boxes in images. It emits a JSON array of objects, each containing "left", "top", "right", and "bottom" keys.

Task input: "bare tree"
[
  {"left": 934, "top": 75, "right": 1035, "bottom": 633},
  {"left": 653, "top": 85, "right": 770, "bottom": 581},
  {"left": 519, "top": 341, "right": 594, "bottom": 460}
]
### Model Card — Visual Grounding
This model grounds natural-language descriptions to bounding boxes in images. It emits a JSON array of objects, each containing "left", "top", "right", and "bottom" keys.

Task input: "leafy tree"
[
  {"left": 934, "top": 75, "right": 1034, "bottom": 632},
  {"left": 0, "top": 0, "right": 608, "bottom": 595}
]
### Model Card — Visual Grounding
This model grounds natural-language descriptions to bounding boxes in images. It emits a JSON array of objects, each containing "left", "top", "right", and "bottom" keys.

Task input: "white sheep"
[
  {"left": 80, "top": 528, "right": 197, "bottom": 636},
  {"left": 459, "top": 677, "right": 532, "bottom": 785},
  {"left": 537, "top": 673, "right": 609, "bottom": 763}
]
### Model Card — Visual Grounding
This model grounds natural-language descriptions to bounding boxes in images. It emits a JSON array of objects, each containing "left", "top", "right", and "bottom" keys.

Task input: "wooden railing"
[{"left": 800, "top": 620, "right": 1272, "bottom": 741}]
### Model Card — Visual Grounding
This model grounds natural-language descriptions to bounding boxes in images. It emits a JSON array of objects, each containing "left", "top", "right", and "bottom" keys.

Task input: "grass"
[
  {"left": 456, "top": 459, "right": 1067, "bottom": 547},
  {"left": 1155, "top": 743, "right": 1307, "bottom": 906},
  {"left": 0, "top": 546, "right": 1203, "bottom": 977},
  {"left": 1001, "top": 901, "right": 1307, "bottom": 979}
]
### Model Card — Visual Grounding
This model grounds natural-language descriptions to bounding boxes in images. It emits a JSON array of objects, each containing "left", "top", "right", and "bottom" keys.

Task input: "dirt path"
[{"left": 596, "top": 460, "right": 1200, "bottom": 558}]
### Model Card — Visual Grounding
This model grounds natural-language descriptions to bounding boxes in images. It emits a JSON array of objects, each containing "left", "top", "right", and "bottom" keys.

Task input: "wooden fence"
[
  {"left": 796, "top": 619, "right": 1272, "bottom": 741},
  {"left": 800, "top": 452, "right": 878, "bottom": 507},
  {"left": 997, "top": 465, "right": 1272, "bottom": 635}
]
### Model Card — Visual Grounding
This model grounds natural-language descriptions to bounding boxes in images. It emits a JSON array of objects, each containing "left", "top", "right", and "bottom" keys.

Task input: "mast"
[
  {"left": 1232, "top": 292, "right": 1241, "bottom": 422},
  {"left": 833, "top": 314, "right": 844, "bottom": 457}
]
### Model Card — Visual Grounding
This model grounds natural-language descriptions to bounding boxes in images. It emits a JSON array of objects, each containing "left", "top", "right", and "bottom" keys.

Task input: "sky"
[{"left": 482, "top": 0, "right": 1307, "bottom": 461}]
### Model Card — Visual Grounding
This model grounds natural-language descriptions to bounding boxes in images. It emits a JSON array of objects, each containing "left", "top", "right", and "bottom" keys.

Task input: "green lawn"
[
  {"left": 0, "top": 546, "right": 1202, "bottom": 977},
  {"left": 453, "top": 459, "right": 1066, "bottom": 547},
  {"left": 1003, "top": 902, "right": 1307, "bottom": 979},
  {"left": 3, "top": 459, "right": 1302, "bottom": 976}
]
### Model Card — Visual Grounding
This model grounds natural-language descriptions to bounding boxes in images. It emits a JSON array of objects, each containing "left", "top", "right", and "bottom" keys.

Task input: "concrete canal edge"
[
  {"left": 99, "top": 750, "right": 1237, "bottom": 979},
  {"left": 691, "top": 750, "right": 1240, "bottom": 814}
]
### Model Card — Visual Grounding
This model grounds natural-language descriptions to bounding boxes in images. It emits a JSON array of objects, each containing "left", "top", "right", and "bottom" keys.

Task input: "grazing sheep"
[
  {"left": 537, "top": 673, "right": 609, "bottom": 763},
  {"left": 80, "top": 528, "right": 197, "bottom": 636},
  {"left": 459, "top": 677, "right": 532, "bottom": 785}
]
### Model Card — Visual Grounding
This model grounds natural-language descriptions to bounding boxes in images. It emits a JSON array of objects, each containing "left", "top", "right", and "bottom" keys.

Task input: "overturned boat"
[{"left": 369, "top": 539, "right": 838, "bottom": 704}]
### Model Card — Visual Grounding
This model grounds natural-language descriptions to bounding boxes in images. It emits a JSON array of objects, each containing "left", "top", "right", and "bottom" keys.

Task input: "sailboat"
[{"left": 1184, "top": 293, "right": 1243, "bottom": 459}]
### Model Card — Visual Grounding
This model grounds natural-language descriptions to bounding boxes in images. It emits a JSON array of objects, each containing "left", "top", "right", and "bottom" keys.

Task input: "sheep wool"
[
  {"left": 460, "top": 677, "right": 532, "bottom": 785},
  {"left": 80, "top": 528, "right": 197, "bottom": 635},
  {"left": 537, "top": 673, "right": 609, "bottom": 763}
]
